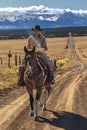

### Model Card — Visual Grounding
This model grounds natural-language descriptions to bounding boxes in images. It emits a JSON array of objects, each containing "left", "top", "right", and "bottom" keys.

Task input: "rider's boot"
[{"left": 48, "top": 71, "right": 55, "bottom": 84}]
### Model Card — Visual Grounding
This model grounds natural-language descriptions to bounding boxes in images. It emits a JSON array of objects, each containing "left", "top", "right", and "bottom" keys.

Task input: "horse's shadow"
[{"left": 38, "top": 109, "right": 87, "bottom": 130}]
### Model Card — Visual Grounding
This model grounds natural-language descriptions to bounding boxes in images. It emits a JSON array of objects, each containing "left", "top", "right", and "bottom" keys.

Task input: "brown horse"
[{"left": 23, "top": 46, "right": 52, "bottom": 120}]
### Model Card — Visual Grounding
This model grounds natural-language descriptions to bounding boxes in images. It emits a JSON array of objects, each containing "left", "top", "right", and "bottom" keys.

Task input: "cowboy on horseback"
[
  {"left": 27, "top": 25, "right": 55, "bottom": 84},
  {"left": 18, "top": 25, "right": 55, "bottom": 86},
  {"left": 17, "top": 25, "right": 55, "bottom": 119}
]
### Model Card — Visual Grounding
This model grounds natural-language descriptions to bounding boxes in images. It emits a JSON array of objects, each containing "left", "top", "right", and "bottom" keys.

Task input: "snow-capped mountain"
[{"left": 0, "top": 5, "right": 87, "bottom": 29}]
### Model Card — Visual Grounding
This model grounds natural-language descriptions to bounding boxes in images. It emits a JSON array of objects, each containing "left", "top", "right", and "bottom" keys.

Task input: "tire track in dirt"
[
  {"left": 43, "top": 70, "right": 87, "bottom": 130},
  {"left": 0, "top": 87, "right": 26, "bottom": 108},
  {"left": 0, "top": 93, "right": 28, "bottom": 130}
]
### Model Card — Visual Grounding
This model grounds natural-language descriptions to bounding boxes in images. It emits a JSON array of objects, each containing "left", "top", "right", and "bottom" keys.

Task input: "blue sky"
[{"left": 0, "top": 0, "right": 87, "bottom": 10}]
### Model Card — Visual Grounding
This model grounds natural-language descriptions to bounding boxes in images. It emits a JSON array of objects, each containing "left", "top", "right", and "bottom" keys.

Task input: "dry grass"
[
  {"left": 74, "top": 36, "right": 87, "bottom": 62},
  {"left": 0, "top": 36, "right": 87, "bottom": 89},
  {"left": 0, "top": 65, "right": 18, "bottom": 89}
]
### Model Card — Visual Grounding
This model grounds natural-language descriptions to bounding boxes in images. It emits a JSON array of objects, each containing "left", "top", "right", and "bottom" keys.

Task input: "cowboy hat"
[{"left": 32, "top": 25, "right": 42, "bottom": 31}]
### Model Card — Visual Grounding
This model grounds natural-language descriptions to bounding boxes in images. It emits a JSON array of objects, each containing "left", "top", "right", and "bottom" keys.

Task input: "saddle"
[
  {"left": 36, "top": 55, "right": 50, "bottom": 82},
  {"left": 37, "top": 56, "right": 47, "bottom": 71}
]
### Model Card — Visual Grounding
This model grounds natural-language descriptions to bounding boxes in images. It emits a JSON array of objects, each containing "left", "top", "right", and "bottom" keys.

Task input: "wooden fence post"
[
  {"left": 15, "top": 55, "right": 17, "bottom": 66},
  {"left": 8, "top": 50, "right": 12, "bottom": 68},
  {"left": 53, "top": 59, "right": 57, "bottom": 71},
  {"left": 19, "top": 55, "right": 21, "bottom": 65},
  {"left": 0, "top": 57, "right": 2, "bottom": 65}
]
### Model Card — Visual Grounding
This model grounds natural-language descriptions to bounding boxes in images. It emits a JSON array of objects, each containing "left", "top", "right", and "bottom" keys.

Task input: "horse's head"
[
  {"left": 24, "top": 46, "right": 35, "bottom": 57},
  {"left": 24, "top": 46, "right": 37, "bottom": 75}
]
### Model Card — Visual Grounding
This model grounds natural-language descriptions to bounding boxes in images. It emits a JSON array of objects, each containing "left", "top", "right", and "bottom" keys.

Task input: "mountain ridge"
[{"left": 0, "top": 5, "right": 87, "bottom": 29}]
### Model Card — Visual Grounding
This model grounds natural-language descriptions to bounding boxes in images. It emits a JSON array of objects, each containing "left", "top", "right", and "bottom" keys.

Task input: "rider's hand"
[{"left": 39, "top": 48, "right": 45, "bottom": 52}]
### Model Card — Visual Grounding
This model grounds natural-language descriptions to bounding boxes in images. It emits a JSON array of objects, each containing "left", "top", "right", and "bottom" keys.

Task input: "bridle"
[{"left": 25, "top": 54, "right": 34, "bottom": 76}]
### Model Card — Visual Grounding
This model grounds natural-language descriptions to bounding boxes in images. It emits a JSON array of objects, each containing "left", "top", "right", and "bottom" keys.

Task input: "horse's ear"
[
  {"left": 32, "top": 46, "right": 35, "bottom": 53},
  {"left": 24, "top": 46, "right": 28, "bottom": 55}
]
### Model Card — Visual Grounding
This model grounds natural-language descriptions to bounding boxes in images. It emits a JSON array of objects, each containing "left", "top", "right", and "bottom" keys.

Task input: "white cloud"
[
  {"left": 0, "top": 5, "right": 87, "bottom": 15},
  {"left": 38, "top": 15, "right": 59, "bottom": 21},
  {"left": 65, "top": 8, "right": 87, "bottom": 15}
]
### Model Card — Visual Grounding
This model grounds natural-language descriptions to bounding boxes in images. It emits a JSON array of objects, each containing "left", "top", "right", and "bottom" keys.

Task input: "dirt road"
[
  {"left": 1, "top": 40, "right": 87, "bottom": 130},
  {"left": 6, "top": 65, "right": 87, "bottom": 130}
]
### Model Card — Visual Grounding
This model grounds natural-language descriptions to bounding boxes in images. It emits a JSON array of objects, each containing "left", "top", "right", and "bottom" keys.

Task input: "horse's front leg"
[
  {"left": 26, "top": 86, "right": 34, "bottom": 116},
  {"left": 34, "top": 87, "right": 42, "bottom": 120},
  {"left": 43, "top": 84, "right": 52, "bottom": 111},
  {"left": 42, "top": 89, "right": 47, "bottom": 111},
  {"left": 29, "top": 94, "right": 34, "bottom": 116}
]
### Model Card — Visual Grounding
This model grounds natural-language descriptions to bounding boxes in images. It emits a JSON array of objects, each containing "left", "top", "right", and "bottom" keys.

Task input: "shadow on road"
[{"left": 39, "top": 109, "right": 87, "bottom": 130}]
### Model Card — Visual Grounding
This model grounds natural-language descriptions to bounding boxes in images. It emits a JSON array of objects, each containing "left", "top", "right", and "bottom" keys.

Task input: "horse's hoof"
[
  {"left": 43, "top": 106, "right": 46, "bottom": 111},
  {"left": 29, "top": 112, "right": 34, "bottom": 117},
  {"left": 34, "top": 113, "right": 39, "bottom": 121},
  {"left": 34, "top": 116, "right": 39, "bottom": 121},
  {"left": 34, "top": 115, "right": 39, "bottom": 121}
]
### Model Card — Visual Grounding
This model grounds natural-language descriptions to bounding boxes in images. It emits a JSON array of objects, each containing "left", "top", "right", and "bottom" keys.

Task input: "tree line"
[{"left": 0, "top": 26, "right": 87, "bottom": 40}]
